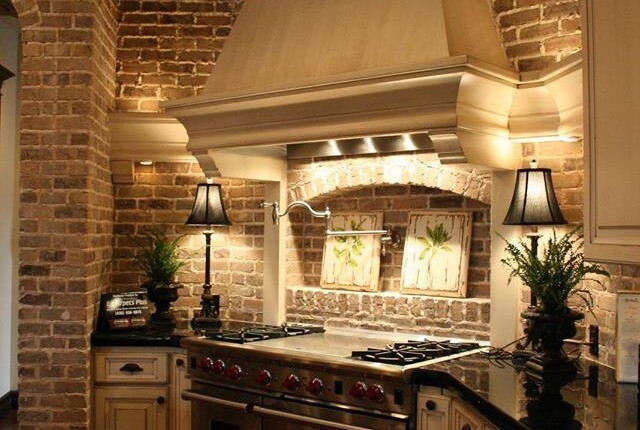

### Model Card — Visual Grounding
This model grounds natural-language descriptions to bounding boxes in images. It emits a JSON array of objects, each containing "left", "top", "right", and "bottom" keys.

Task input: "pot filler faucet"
[{"left": 260, "top": 200, "right": 400, "bottom": 256}]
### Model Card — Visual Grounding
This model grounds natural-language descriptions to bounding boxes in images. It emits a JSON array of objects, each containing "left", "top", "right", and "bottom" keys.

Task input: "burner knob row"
[{"left": 349, "top": 382, "right": 384, "bottom": 403}]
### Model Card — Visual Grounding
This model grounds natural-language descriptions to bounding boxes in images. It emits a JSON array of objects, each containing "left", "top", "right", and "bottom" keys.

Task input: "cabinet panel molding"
[{"left": 583, "top": 0, "right": 640, "bottom": 263}]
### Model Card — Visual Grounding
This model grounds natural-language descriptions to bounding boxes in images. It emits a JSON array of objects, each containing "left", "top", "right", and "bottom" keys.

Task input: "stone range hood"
[{"left": 162, "top": 0, "right": 524, "bottom": 174}]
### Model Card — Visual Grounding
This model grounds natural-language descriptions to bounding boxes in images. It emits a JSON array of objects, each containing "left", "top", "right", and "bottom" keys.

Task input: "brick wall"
[
  {"left": 492, "top": 0, "right": 581, "bottom": 71},
  {"left": 115, "top": 0, "right": 243, "bottom": 112},
  {"left": 111, "top": 162, "right": 265, "bottom": 323},
  {"left": 14, "top": 0, "right": 117, "bottom": 428},
  {"left": 282, "top": 156, "right": 493, "bottom": 339}
]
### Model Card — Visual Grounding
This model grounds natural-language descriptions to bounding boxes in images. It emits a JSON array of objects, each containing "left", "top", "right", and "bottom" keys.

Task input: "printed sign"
[{"left": 98, "top": 291, "right": 149, "bottom": 330}]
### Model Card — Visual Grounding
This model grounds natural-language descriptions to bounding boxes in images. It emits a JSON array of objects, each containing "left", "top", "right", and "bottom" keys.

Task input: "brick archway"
[{"left": 287, "top": 155, "right": 492, "bottom": 205}]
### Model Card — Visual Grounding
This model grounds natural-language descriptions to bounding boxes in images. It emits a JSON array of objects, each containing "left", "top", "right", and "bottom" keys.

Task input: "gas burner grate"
[
  {"left": 351, "top": 340, "right": 481, "bottom": 365},
  {"left": 204, "top": 323, "right": 324, "bottom": 343}
]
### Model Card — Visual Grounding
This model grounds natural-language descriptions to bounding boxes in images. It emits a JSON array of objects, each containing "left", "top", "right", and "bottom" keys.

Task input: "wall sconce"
[{"left": 186, "top": 180, "right": 231, "bottom": 329}]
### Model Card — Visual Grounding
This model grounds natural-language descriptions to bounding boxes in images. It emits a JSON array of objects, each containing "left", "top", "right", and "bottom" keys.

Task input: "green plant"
[
  {"left": 332, "top": 219, "right": 366, "bottom": 271},
  {"left": 134, "top": 229, "right": 186, "bottom": 289},
  {"left": 500, "top": 227, "right": 609, "bottom": 315},
  {"left": 417, "top": 223, "right": 453, "bottom": 281}
]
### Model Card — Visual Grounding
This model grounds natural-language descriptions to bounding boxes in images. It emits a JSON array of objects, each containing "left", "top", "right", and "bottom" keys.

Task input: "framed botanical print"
[
  {"left": 321, "top": 212, "right": 383, "bottom": 291},
  {"left": 400, "top": 210, "right": 472, "bottom": 297}
]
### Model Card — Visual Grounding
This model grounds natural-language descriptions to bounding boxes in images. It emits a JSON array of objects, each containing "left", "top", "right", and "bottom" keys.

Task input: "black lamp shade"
[
  {"left": 186, "top": 183, "right": 232, "bottom": 226},
  {"left": 503, "top": 168, "right": 567, "bottom": 225}
]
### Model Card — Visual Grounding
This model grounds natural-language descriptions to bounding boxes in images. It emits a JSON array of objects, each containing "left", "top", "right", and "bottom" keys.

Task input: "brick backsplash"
[
  {"left": 111, "top": 162, "right": 265, "bottom": 323},
  {"left": 284, "top": 158, "right": 493, "bottom": 340},
  {"left": 287, "top": 185, "right": 491, "bottom": 297}
]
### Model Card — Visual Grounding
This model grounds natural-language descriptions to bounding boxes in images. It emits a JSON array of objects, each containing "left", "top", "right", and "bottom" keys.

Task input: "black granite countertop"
[
  {"left": 91, "top": 323, "right": 193, "bottom": 348},
  {"left": 414, "top": 354, "right": 639, "bottom": 430}
]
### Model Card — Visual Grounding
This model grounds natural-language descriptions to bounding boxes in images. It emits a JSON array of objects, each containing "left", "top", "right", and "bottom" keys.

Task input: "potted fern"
[
  {"left": 501, "top": 227, "right": 609, "bottom": 373},
  {"left": 134, "top": 230, "right": 186, "bottom": 325}
]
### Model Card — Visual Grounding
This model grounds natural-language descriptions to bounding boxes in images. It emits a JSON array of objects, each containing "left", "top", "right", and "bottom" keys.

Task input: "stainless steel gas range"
[{"left": 180, "top": 322, "right": 483, "bottom": 430}]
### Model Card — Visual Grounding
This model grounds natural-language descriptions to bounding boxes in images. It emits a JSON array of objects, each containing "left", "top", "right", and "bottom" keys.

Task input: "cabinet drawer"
[{"left": 95, "top": 352, "right": 168, "bottom": 384}]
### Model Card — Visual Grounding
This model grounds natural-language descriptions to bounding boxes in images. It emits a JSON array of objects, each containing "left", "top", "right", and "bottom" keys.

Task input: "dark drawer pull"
[
  {"left": 157, "top": 396, "right": 165, "bottom": 405},
  {"left": 461, "top": 425, "right": 471, "bottom": 430},
  {"left": 425, "top": 400, "right": 436, "bottom": 411},
  {"left": 176, "top": 358, "right": 185, "bottom": 367},
  {"left": 119, "top": 363, "right": 144, "bottom": 373}
]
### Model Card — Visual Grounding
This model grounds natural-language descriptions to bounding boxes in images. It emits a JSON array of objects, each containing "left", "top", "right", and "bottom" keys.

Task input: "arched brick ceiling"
[{"left": 0, "top": 0, "right": 17, "bottom": 17}]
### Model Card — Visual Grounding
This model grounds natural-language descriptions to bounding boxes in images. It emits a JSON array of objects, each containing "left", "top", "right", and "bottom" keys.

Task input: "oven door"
[
  {"left": 257, "top": 397, "right": 411, "bottom": 430},
  {"left": 185, "top": 383, "right": 260, "bottom": 430},
  {"left": 184, "top": 381, "right": 411, "bottom": 430}
]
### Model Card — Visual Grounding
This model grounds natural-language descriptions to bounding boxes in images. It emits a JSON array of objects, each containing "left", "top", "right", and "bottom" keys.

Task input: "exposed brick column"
[{"left": 15, "top": 0, "right": 116, "bottom": 428}]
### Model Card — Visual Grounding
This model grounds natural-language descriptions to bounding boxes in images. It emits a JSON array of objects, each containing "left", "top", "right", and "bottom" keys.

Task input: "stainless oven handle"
[
  {"left": 181, "top": 390, "right": 249, "bottom": 411},
  {"left": 252, "top": 405, "right": 374, "bottom": 430}
]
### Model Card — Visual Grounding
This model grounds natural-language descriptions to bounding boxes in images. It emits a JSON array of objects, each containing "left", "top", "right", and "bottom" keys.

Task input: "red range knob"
[
  {"left": 366, "top": 384, "right": 384, "bottom": 403},
  {"left": 306, "top": 377, "right": 324, "bottom": 395},
  {"left": 349, "top": 381, "right": 367, "bottom": 399},
  {"left": 256, "top": 369, "right": 272, "bottom": 386},
  {"left": 199, "top": 357, "right": 215, "bottom": 372},
  {"left": 212, "top": 359, "right": 226, "bottom": 375},
  {"left": 282, "top": 374, "right": 300, "bottom": 391},
  {"left": 226, "top": 364, "right": 243, "bottom": 380}
]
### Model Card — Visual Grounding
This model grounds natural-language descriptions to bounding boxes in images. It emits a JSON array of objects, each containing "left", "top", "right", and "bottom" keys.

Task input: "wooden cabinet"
[
  {"left": 416, "top": 387, "right": 498, "bottom": 430},
  {"left": 583, "top": 0, "right": 640, "bottom": 263},
  {"left": 93, "top": 348, "right": 190, "bottom": 430},
  {"left": 450, "top": 398, "right": 483, "bottom": 430},
  {"left": 95, "top": 386, "right": 168, "bottom": 430},
  {"left": 417, "top": 388, "right": 451, "bottom": 430}
]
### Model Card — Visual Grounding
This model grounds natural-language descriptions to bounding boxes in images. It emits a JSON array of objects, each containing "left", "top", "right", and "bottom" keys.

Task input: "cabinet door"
[
  {"left": 417, "top": 392, "right": 451, "bottom": 430},
  {"left": 171, "top": 353, "right": 191, "bottom": 430},
  {"left": 95, "top": 386, "right": 168, "bottom": 430},
  {"left": 450, "top": 398, "right": 483, "bottom": 430},
  {"left": 583, "top": 0, "right": 640, "bottom": 263}
]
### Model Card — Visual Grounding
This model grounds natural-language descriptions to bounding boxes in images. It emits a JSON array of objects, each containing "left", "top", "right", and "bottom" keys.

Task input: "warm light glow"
[
  {"left": 327, "top": 139, "right": 341, "bottom": 155},
  {"left": 402, "top": 134, "right": 417, "bottom": 150},
  {"left": 510, "top": 135, "right": 580, "bottom": 144},
  {"left": 139, "top": 160, "right": 153, "bottom": 166},
  {"left": 364, "top": 137, "right": 375, "bottom": 152}
]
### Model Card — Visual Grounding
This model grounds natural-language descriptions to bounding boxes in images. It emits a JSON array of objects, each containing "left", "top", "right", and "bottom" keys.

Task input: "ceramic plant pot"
[
  {"left": 146, "top": 283, "right": 182, "bottom": 326},
  {"left": 522, "top": 307, "right": 584, "bottom": 375}
]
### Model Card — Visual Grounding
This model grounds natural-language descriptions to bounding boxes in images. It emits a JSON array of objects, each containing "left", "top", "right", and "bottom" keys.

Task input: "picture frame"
[
  {"left": 320, "top": 212, "right": 383, "bottom": 291},
  {"left": 400, "top": 210, "right": 472, "bottom": 297}
]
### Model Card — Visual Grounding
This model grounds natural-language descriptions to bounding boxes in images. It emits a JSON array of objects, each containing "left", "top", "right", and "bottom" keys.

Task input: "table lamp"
[{"left": 186, "top": 180, "right": 231, "bottom": 329}]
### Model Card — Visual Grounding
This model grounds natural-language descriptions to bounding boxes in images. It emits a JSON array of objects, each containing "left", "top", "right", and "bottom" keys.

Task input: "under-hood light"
[{"left": 509, "top": 135, "right": 580, "bottom": 144}]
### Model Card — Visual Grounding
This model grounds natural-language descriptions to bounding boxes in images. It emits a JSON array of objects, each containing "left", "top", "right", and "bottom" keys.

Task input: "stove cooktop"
[
  {"left": 351, "top": 339, "right": 482, "bottom": 365},
  {"left": 197, "top": 322, "right": 325, "bottom": 344}
]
